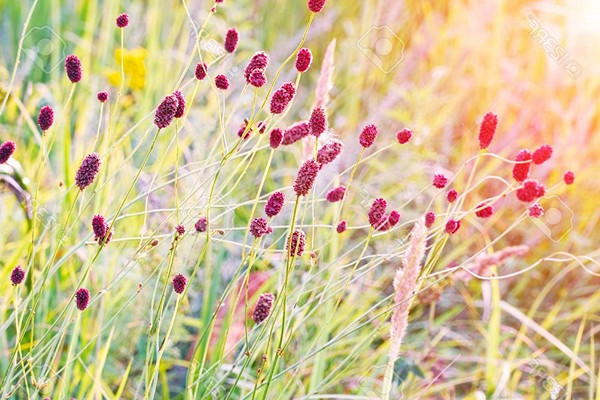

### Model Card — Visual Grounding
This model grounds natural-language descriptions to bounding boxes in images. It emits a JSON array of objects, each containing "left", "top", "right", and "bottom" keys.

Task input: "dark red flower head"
[
  {"left": 37, "top": 105, "right": 54, "bottom": 131},
  {"left": 295, "top": 48, "right": 313, "bottom": 73},
  {"left": 173, "top": 90, "right": 186, "bottom": 118},
  {"left": 563, "top": 171, "right": 575, "bottom": 185},
  {"left": 293, "top": 159, "right": 320, "bottom": 196},
  {"left": 336, "top": 220, "right": 347, "bottom": 233},
  {"left": 308, "top": 0, "right": 326, "bottom": 13},
  {"left": 65, "top": 54, "right": 82, "bottom": 83},
  {"left": 154, "top": 94, "right": 179, "bottom": 128},
  {"left": 249, "top": 68, "right": 267, "bottom": 88},
  {"left": 97, "top": 91, "right": 109, "bottom": 103},
  {"left": 446, "top": 189, "right": 458, "bottom": 203},
  {"left": 270, "top": 82, "right": 296, "bottom": 114},
  {"left": 475, "top": 202, "right": 494, "bottom": 218},
  {"left": 424, "top": 211, "right": 436, "bottom": 228},
  {"left": 359, "top": 124, "right": 378, "bottom": 148},
  {"left": 92, "top": 214, "right": 112, "bottom": 245},
  {"left": 326, "top": 186, "right": 346, "bottom": 203},
  {"left": 75, "top": 288, "right": 90, "bottom": 311},
  {"left": 532, "top": 144, "right": 553, "bottom": 165},
  {"left": 224, "top": 27, "right": 239, "bottom": 53},
  {"left": 172, "top": 274, "right": 187, "bottom": 294},
  {"left": 287, "top": 229, "right": 306, "bottom": 256},
  {"left": 316, "top": 139, "right": 343, "bottom": 165},
  {"left": 396, "top": 128, "right": 413, "bottom": 144},
  {"left": 237, "top": 119, "right": 252, "bottom": 140},
  {"left": 116, "top": 13, "right": 129, "bottom": 28},
  {"left": 0, "top": 141, "right": 16, "bottom": 164},
  {"left": 195, "top": 217, "right": 207, "bottom": 232},
  {"left": 195, "top": 62, "right": 208, "bottom": 80},
  {"left": 516, "top": 179, "right": 545, "bottom": 202},
  {"left": 265, "top": 191, "right": 285, "bottom": 217},
  {"left": 215, "top": 74, "right": 230, "bottom": 90},
  {"left": 269, "top": 128, "right": 283, "bottom": 149},
  {"left": 388, "top": 210, "right": 400, "bottom": 227},
  {"left": 478, "top": 112, "right": 498, "bottom": 149},
  {"left": 282, "top": 121, "right": 310, "bottom": 145},
  {"left": 250, "top": 217, "right": 272, "bottom": 238},
  {"left": 252, "top": 293, "right": 275, "bottom": 324},
  {"left": 528, "top": 203, "right": 544, "bottom": 218},
  {"left": 75, "top": 152, "right": 101, "bottom": 190},
  {"left": 175, "top": 224, "right": 186, "bottom": 236},
  {"left": 309, "top": 107, "right": 327, "bottom": 137},
  {"left": 445, "top": 219, "right": 461, "bottom": 235},
  {"left": 11, "top": 265, "right": 25, "bottom": 285},
  {"left": 368, "top": 198, "right": 387, "bottom": 229},
  {"left": 245, "top": 52, "right": 270, "bottom": 82},
  {"left": 512, "top": 149, "right": 532, "bottom": 182},
  {"left": 432, "top": 174, "right": 448, "bottom": 189}
]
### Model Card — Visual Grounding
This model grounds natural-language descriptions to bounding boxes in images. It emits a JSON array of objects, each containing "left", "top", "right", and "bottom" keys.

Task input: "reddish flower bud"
[
  {"left": 475, "top": 202, "right": 494, "bottom": 218},
  {"left": 252, "top": 293, "right": 275, "bottom": 324},
  {"left": 368, "top": 198, "right": 387, "bottom": 229},
  {"left": 432, "top": 174, "right": 448, "bottom": 189},
  {"left": 563, "top": 171, "right": 575, "bottom": 185},
  {"left": 282, "top": 121, "right": 310, "bottom": 145},
  {"left": 512, "top": 149, "right": 532, "bottom": 182},
  {"left": 269, "top": 128, "right": 283, "bottom": 149},
  {"left": 270, "top": 82, "right": 296, "bottom": 114},
  {"left": 97, "top": 91, "right": 109, "bottom": 103},
  {"left": 326, "top": 186, "right": 346, "bottom": 202},
  {"left": 75, "top": 288, "right": 90, "bottom": 310},
  {"left": 295, "top": 48, "right": 313, "bottom": 73},
  {"left": 37, "top": 105, "right": 54, "bottom": 131},
  {"left": 175, "top": 224, "right": 186, "bottom": 236},
  {"left": 516, "top": 179, "right": 545, "bottom": 203},
  {"left": 195, "top": 217, "right": 207, "bottom": 232},
  {"left": 195, "top": 62, "right": 208, "bottom": 80},
  {"left": 528, "top": 203, "right": 544, "bottom": 218},
  {"left": 116, "top": 13, "right": 129, "bottom": 28},
  {"left": 250, "top": 217, "right": 272, "bottom": 238},
  {"left": 478, "top": 112, "right": 497, "bottom": 149},
  {"left": 215, "top": 74, "right": 230, "bottom": 90},
  {"left": 359, "top": 124, "right": 378, "bottom": 148},
  {"left": 446, "top": 189, "right": 458, "bottom": 203},
  {"left": 224, "top": 27, "right": 239, "bottom": 53},
  {"left": 336, "top": 220, "right": 347, "bottom": 233},
  {"left": 287, "top": 229, "right": 306, "bottom": 256},
  {"left": 237, "top": 119, "right": 252, "bottom": 139},
  {"left": 92, "top": 214, "right": 112, "bottom": 245},
  {"left": 75, "top": 153, "right": 101, "bottom": 190},
  {"left": 154, "top": 94, "right": 179, "bottom": 128},
  {"left": 0, "top": 141, "right": 16, "bottom": 164},
  {"left": 308, "top": 0, "right": 326, "bottom": 13},
  {"left": 532, "top": 144, "right": 553, "bottom": 165},
  {"left": 65, "top": 54, "right": 82, "bottom": 83},
  {"left": 265, "top": 191, "right": 285, "bottom": 217},
  {"left": 424, "top": 211, "right": 436, "bottom": 228},
  {"left": 396, "top": 128, "right": 413, "bottom": 144},
  {"left": 293, "top": 159, "right": 320, "bottom": 196},
  {"left": 11, "top": 265, "right": 25, "bottom": 286},
  {"left": 445, "top": 219, "right": 461, "bottom": 235},
  {"left": 388, "top": 210, "right": 400, "bottom": 227},
  {"left": 245, "top": 52, "right": 270, "bottom": 82},
  {"left": 172, "top": 274, "right": 187, "bottom": 294},
  {"left": 316, "top": 139, "right": 343, "bottom": 165},
  {"left": 248, "top": 68, "right": 267, "bottom": 88},
  {"left": 173, "top": 90, "right": 186, "bottom": 118},
  {"left": 309, "top": 107, "right": 327, "bottom": 137}
]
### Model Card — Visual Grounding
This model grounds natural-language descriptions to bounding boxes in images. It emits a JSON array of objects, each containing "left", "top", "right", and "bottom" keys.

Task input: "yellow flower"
[{"left": 106, "top": 48, "right": 147, "bottom": 91}]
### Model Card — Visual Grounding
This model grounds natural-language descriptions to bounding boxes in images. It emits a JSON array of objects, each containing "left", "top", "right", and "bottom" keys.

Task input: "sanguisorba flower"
[
  {"left": 516, "top": 179, "right": 545, "bottom": 202},
  {"left": 475, "top": 202, "right": 494, "bottom": 218},
  {"left": 75, "top": 288, "right": 90, "bottom": 311},
  {"left": 446, "top": 189, "right": 458, "bottom": 203},
  {"left": 293, "top": 159, "right": 319, "bottom": 196},
  {"left": 0, "top": 140, "right": 16, "bottom": 164},
  {"left": 316, "top": 139, "right": 343, "bottom": 165},
  {"left": 368, "top": 198, "right": 387, "bottom": 229},
  {"left": 445, "top": 219, "right": 461, "bottom": 235},
  {"left": 92, "top": 214, "right": 112, "bottom": 245},
  {"left": 65, "top": 54, "right": 82, "bottom": 83},
  {"left": 37, "top": 105, "right": 54, "bottom": 132},
  {"left": 116, "top": 13, "right": 129, "bottom": 28},
  {"left": 265, "top": 191, "right": 285, "bottom": 217},
  {"left": 252, "top": 293, "right": 275, "bottom": 324},
  {"left": 195, "top": 62, "right": 208, "bottom": 80},
  {"left": 224, "top": 27, "right": 239, "bottom": 53},
  {"left": 424, "top": 211, "right": 436, "bottom": 228},
  {"left": 248, "top": 69, "right": 267, "bottom": 88},
  {"left": 396, "top": 128, "right": 413, "bottom": 144},
  {"left": 295, "top": 48, "right": 313, "bottom": 73},
  {"left": 172, "top": 274, "right": 187, "bottom": 294},
  {"left": 528, "top": 203, "right": 544, "bottom": 218},
  {"left": 287, "top": 229, "right": 306, "bottom": 256},
  {"left": 10, "top": 265, "right": 25, "bottom": 286},
  {"left": 175, "top": 224, "right": 186, "bottom": 236},
  {"left": 309, "top": 107, "right": 327, "bottom": 137},
  {"left": 478, "top": 112, "right": 498, "bottom": 149},
  {"left": 282, "top": 121, "right": 310, "bottom": 145},
  {"left": 532, "top": 144, "right": 553, "bottom": 165},
  {"left": 326, "top": 186, "right": 346, "bottom": 202},
  {"left": 173, "top": 90, "right": 186, "bottom": 118},
  {"left": 154, "top": 94, "right": 179, "bottom": 129},
  {"left": 270, "top": 82, "right": 296, "bottom": 114},
  {"left": 214, "top": 74, "right": 230, "bottom": 90},
  {"left": 97, "top": 91, "right": 109, "bottom": 103},
  {"left": 432, "top": 174, "right": 448, "bottom": 189},
  {"left": 563, "top": 171, "right": 575, "bottom": 185},
  {"left": 244, "top": 51, "right": 270, "bottom": 82},
  {"left": 336, "top": 220, "right": 347, "bottom": 233},
  {"left": 308, "top": 0, "right": 326, "bottom": 13},
  {"left": 269, "top": 128, "right": 283, "bottom": 149},
  {"left": 359, "top": 124, "right": 378, "bottom": 148},
  {"left": 250, "top": 217, "right": 272, "bottom": 238},
  {"left": 75, "top": 152, "right": 101, "bottom": 190},
  {"left": 195, "top": 216, "right": 207, "bottom": 232},
  {"left": 512, "top": 149, "right": 532, "bottom": 182}
]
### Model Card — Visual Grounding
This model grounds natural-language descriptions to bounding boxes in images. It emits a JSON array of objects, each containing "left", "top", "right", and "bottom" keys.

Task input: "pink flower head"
[
  {"left": 224, "top": 27, "right": 239, "bottom": 53},
  {"left": 97, "top": 91, "right": 109, "bottom": 103},
  {"left": 173, "top": 90, "right": 186, "bottom": 118},
  {"left": 432, "top": 174, "right": 448, "bottom": 189},
  {"left": 65, "top": 54, "right": 82, "bottom": 83},
  {"left": 388, "top": 210, "right": 400, "bottom": 227},
  {"left": 269, "top": 128, "right": 283, "bottom": 149},
  {"left": 528, "top": 203, "right": 544, "bottom": 218},
  {"left": 396, "top": 128, "right": 413, "bottom": 144},
  {"left": 359, "top": 124, "right": 378, "bottom": 148},
  {"left": 516, "top": 179, "right": 545, "bottom": 202},
  {"left": 446, "top": 189, "right": 458, "bottom": 203},
  {"left": 293, "top": 159, "right": 320, "bottom": 196},
  {"left": 154, "top": 94, "right": 179, "bottom": 128},
  {"left": 326, "top": 186, "right": 346, "bottom": 202},
  {"left": 368, "top": 198, "right": 387, "bottom": 229},
  {"left": 237, "top": 119, "right": 252, "bottom": 140},
  {"left": 195, "top": 62, "right": 208, "bottom": 80},
  {"left": 37, "top": 105, "right": 54, "bottom": 132},
  {"left": 475, "top": 202, "right": 494, "bottom": 218},
  {"left": 252, "top": 293, "right": 275, "bottom": 324},
  {"left": 172, "top": 274, "right": 187, "bottom": 294},
  {"left": 250, "top": 217, "right": 272, "bottom": 238},
  {"left": 175, "top": 224, "right": 186, "bottom": 236},
  {"left": 75, "top": 152, "right": 101, "bottom": 190},
  {"left": 257, "top": 121, "right": 267, "bottom": 134},
  {"left": 244, "top": 52, "right": 270, "bottom": 82},
  {"left": 195, "top": 216, "right": 207, "bottom": 232},
  {"left": 265, "top": 191, "right": 285, "bottom": 217},
  {"left": 270, "top": 82, "right": 296, "bottom": 114},
  {"left": 309, "top": 107, "right": 327, "bottom": 137},
  {"left": 424, "top": 211, "right": 436, "bottom": 228},
  {"left": 116, "top": 13, "right": 129, "bottom": 28},
  {"left": 512, "top": 149, "right": 532, "bottom": 182},
  {"left": 478, "top": 112, "right": 498, "bottom": 149},
  {"left": 75, "top": 288, "right": 90, "bottom": 311},
  {"left": 10, "top": 265, "right": 25, "bottom": 285},
  {"left": 316, "top": 139, "right": 343, "bottom": 165},
  {"left": 295, "top": 48, "right": 313, "bottom": 73},
  {"left": 287, "top": 229, "right": 306, "bottom": 256},
  {"left": 0, "top": 141, "right": 16, "bottom": 164},
  {"left": 336, "top": 220, "right": 347, "bottom": 233},
  {"left": 248, "top": 68, "right": 267, "bottom": 88},
  {"left": 563, "top": 171, "right": 575, "bottom": 185},
  {"left": 532, "top": 144, "right": 553, "bottom": 165},
  {"left": 92, "top": 214, "right": 112, "bottom": 245},
  {"left": 215, "top": 74, "right": 230, "bottom": 90},
  {"left": 445, "top": 219, "right": 461, "bottom": 235},
  {"left": 308, "top": 0, "right": 326, "bottom": 13},
  {"left": 282, "top": 121, "right": 310, "bottom": 145}
]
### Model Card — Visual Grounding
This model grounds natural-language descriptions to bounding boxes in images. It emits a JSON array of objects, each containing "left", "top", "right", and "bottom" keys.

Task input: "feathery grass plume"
[
  {"left": 532, "top": 144, "right": 553, "bottom": 165},
  {"left": 65, "top": 54, "right": 82, "bottom": 83},
  {"left": 97, "top": 91, "right": 109, "bottom": 103},
  {"left": 0, "top": 141, "right": 16, "bottom": 164},
  {"left": 269, "top": 128, "right": 283, "bottom": 149},
  {"left": 478, "top": 112, "right": 498, "bottom": 149},
  {"left": 326, "top": 186, "right": 346, "bottom": 202},
  {"left": 293, "top": 159, "right": 319, "bottom": 196},
  {"left": 512, "top": 149, "right": 532, "bottom": 182},
  {"left": 564, "top": 171, "right": 575, "bottom": 185},
  {"left": 388, "top": 218, "right": 428, "bottom": 365},
  {"left": 252, "top": 293, "right": 275, "bottom": 324},
  {"left": 250, "top": 217, "right": 272, "bottom": 238},
  {"left": 224, "top": 27, "right": 239, "bottom": 53},
  {"left": 154, "top": 94, "right": 179, "bottom": 128},
  {"left": 336, "top": 220, "right": 347, "bottom": 233},
  {"left": 173, "top": 90, "right": 186, "bottom": 118},
  {"left": 195, "top": 62, "right": 208, "bottom": 80},
  {"left": 314, "top": 39, "right": 335, "bottom": 109},
  {"left": 215, "top": 74, "right": 230, "bottom": 90},
  {"left": 396, "top": 128, "right": 413, "bottom": 144},
  {"left": 282, "top": 121, "right": 310, "bottom": 145},
  {"left": 116, "top": 13, "right": 129, "bottom": 28},
  {"left": 309, "top": 107, "right": 327, "bottom": 137},
  {"left": 195, "top": 217, "right": 207, "bottom": 232},
  {"left": 316, "top": 139, "right": 343, "bottom": 165},
  {"left": 265, "top": 191, "right": 285, "bottom": 217},
  {"left": 10, "top": 265, "right": 25, "bottom": 286},
  {"left": 75, "top": 152, "right": 101, "bottom": 190},
  {"left": 455, "top": 245, "right": 529, "bottom": 282},
  {"left": 37, "top": 105, "right": 54, "bottom": 132},
  {"left": 75, "top": 288, "right": 90, "bottom": 311},
  {"left": 295, "top": 48, "right": 313, "bottom": 73}
]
